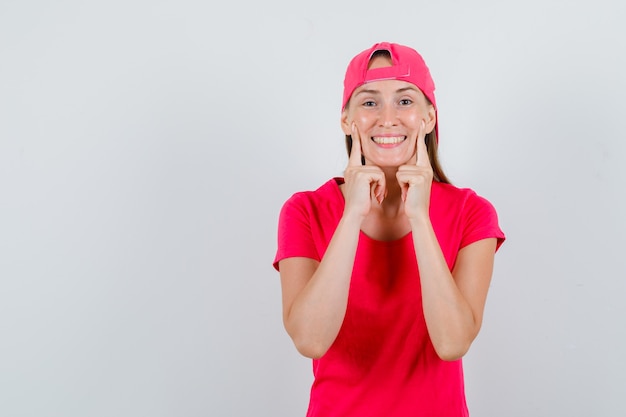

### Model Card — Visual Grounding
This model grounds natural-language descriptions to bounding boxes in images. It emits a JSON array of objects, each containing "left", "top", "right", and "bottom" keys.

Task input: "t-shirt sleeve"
[
  {"left": 460, "top": 192, "right": 506, "bottom": 251},
  {"left": 273, "top": 193, "right": 321, "bottom": 271}
]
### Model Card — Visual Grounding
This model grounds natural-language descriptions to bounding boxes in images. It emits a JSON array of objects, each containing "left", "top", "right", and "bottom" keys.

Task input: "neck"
[{"left": 376, "top": 167, "right": 404, "bottom": 218}]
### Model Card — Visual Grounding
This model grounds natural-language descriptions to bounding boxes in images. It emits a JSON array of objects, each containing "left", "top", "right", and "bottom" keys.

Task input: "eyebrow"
[
  {"left": 353, "top": 88, "right": 380, "bottom": 96},
  {"left": 354, "top": 85, "right": 421, "bottom": 96},
  {"left": 395, "top": 86, "right": 420, "bottom": 94}
]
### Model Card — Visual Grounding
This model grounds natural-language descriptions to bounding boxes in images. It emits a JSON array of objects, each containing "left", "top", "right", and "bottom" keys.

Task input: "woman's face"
[{"left": 341, "top": 56, "right": 436, "bottom": 168}]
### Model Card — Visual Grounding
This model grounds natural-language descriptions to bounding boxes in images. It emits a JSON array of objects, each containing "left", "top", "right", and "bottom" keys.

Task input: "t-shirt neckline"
[{"left": 331, "top": 177, "right": 413, "bottom": 245}]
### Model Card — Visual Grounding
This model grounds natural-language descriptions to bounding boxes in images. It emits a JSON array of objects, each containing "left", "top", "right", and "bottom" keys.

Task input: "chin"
[{"left": 372, "top": 160, "right": 406, "bottom": 168}]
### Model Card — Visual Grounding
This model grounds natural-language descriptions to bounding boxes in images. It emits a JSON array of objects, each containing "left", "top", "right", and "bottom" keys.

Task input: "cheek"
[
  {"left": 352, "top": 110, "right": 376, "bottom": 128},
  {"left": 404, "top": 110, "right": 423, "bottom": 126}
]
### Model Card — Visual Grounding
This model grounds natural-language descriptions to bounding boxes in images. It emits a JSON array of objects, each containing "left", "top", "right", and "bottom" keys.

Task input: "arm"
[
  {"left": 410, "top": 223, "right": 497, "bottom": 361},
  {"left": 279, "top": 214, "right": 361, "bottom": 359},
  {"left": 397, "top": 121, "right": 497, "bottom": 360},
  {"left": 279, "top": 125, "right": 385, "bottom": 359}
]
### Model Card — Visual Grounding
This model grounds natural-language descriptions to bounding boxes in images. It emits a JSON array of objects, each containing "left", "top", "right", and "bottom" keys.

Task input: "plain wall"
[{"left": 1, "top": 1, "right": 625, "bottom": 416}]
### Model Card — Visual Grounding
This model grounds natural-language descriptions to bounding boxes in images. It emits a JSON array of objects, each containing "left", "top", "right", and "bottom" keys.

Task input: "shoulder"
[
  {"left": 432, "top": 181, "right": 496, "bottom": 211},
  {"left": 281, "top": 177, "right": 344, "bottom": 213},
  {"left": 274, "top": 178, "right": 345, "bottom": 270},
  {"left": 432, "top": 182, "right": 492, "bottom": 206},
  {"left": 431, "top": 181, "right": 505, "bottom": 250}
]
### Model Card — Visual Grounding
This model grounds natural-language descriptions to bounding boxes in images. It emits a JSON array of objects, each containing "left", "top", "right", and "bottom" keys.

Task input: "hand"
[
  {"left": 342, "top": 123, "right": 386, "bottom": 220},
  {"left": 396, "top": 121, "right": 433, "bottom": 220}
]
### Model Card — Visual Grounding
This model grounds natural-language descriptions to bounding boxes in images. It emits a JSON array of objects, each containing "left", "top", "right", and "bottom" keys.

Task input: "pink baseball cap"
[{"left": 342, "top": 42, "right": 438, "bottom": 137}]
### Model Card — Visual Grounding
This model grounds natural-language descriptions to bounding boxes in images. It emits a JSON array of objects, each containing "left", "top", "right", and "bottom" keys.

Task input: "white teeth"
[{"left": 372, "top": 136, "right": 405, "bottom": 144}]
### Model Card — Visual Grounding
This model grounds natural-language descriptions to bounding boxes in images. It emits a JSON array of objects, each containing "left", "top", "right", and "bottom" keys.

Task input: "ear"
[
  {"left": 425, "top": 105, "right": 437, "bottom": 134},
  {"left": 340, "top": 109, "right": 352, "bottom": 136}
]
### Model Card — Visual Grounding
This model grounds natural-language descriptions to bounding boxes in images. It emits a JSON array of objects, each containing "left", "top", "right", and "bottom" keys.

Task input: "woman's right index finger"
[{"left": 349, "top": 123, "right": 363, "bottom": 166}]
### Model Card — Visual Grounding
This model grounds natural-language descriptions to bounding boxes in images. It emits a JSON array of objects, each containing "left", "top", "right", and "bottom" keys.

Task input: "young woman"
[{"left": 273, "top": 42, "right": 505, "bottom": 416}]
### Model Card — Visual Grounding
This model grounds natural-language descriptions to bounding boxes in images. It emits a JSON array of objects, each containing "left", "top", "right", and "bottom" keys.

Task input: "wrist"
[
  {"left": 340, "top": 210, "right": 366, "bottom": 229},
  {"left": 408, "top": 213, "right": 431, "bottom": 231}
]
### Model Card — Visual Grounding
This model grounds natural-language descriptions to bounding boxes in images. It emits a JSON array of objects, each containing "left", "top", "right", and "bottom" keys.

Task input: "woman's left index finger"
[{"left": 416, "top": 120, "right": 430, "bottom": 167}]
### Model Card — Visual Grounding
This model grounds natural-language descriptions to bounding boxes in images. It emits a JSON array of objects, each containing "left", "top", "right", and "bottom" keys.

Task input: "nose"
[{"left": 378, "top": 104, "right": 398, "bottom": 127}]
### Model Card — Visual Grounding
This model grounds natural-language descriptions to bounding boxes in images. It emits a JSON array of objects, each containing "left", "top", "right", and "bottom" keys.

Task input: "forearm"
[
  {"left": 410, "top": 217, "right": 478, "bottom": 361},
  {"left": 285, "top": 214, "right": 362, "bottom": 358}
]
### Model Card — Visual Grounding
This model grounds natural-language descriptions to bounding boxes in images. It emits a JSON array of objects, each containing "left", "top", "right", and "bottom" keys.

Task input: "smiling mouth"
[{"left": 372, "top": 136, "right": 406, "bottom": 145}]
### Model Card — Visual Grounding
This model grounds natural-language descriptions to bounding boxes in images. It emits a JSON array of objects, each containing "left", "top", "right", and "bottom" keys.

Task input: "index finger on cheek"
[
  {"left": 416, "top": 120, "right": 430, "bottom": 167},
  {"left": 349, "top": 123, "right": 363, "bottom": 167}
]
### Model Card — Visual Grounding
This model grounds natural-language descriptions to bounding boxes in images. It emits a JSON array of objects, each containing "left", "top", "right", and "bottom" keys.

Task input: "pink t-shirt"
[{"left": 274, "top": 178, "right": 505, "bottom": 417}]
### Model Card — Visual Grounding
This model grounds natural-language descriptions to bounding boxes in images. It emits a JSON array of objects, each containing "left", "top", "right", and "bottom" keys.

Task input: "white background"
[{"left": 1, "top": 1, "right": 625, "bottom": 416}]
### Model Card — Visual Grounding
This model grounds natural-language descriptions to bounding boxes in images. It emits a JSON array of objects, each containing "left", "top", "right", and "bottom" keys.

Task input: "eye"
[
  {"left": 362, "top": 100, "right": 376, "bottom": 107},
  {"left": 399, "top": 98, "right": 413, "bottom": 106}
]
